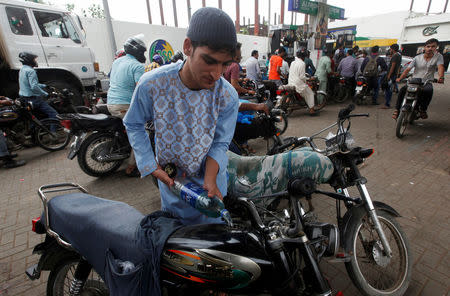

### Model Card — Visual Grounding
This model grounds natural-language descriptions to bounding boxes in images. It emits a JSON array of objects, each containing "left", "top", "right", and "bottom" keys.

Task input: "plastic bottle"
[{"left": 169, "top": 178, "right": 233, "bottom": 226}]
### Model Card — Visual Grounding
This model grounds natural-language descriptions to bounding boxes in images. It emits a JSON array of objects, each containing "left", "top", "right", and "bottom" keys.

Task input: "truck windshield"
[{"left": 33, "top": 10, "right": 81, "bottom": 43}]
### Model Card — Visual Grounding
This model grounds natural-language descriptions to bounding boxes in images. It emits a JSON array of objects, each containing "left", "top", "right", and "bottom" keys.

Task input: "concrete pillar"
[
  {"left": 280, "top": 0, "right": 285, "bottom": 25},
  {"left": 202, "top": 0, "right": 206, "bottom": 7},
  {"left": 254, "top": 0, "right": 259, "bottom": 36},
  {"left": 102, "top": 0, "right": 116, "bottom": 59},
  {"left": 219, "top": 0, "right": 222, "bottom": 9},
  {"left": 187, "top": 0, "right": 191, "bottom": 22},
  {"left": 159, "top": 0, "right": 165, "bottom": 25},
  {"left": 172, "top": 0, "right": 178, "bottom": 27},
  {"left": 145, "top": 0, "right": 152, "bottom": 24},
  {"left": 235, "top": 0, "right": 240, "bottom": 32}
]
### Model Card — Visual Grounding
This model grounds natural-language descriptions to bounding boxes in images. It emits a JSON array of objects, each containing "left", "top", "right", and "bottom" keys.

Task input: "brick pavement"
[{"left": 0, "top": 79, "right": 449, "bottom": 295}]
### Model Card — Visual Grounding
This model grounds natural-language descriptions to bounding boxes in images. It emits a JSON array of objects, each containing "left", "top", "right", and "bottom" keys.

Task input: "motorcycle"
[
  {"left": 58, "top": 112, "right": 153, "bottom": 177},
  {"left": 275, "top": 76, "right": 326, "bottom": 116},
  {"left": 395, "top": 78, "right": 435, "bottom": 138},
  {"left": 45, "top": 87, "right": 92, "bottom": 115},
  {"left": 26, "top": 106, "right": 411, "bottom": 296},
  {"left": 353, "top": 76, "right": 370, "bottom": 105},
  {"left": 0, "top": 98, "right": 70, "bottom": 151},
  {"left": 246, "top": 104, "right": 412, "bottom": 295},
  {"left": 334, "top": 76, "right": 354, "bottom": 103},
  {"left": 230, "top": 103, "right": 288, "bottom": 156}
]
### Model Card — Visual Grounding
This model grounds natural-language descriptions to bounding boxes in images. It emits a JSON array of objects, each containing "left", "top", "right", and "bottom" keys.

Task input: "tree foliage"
[{"left": 82, "top": 4, "right": 105, "bottom": 19}]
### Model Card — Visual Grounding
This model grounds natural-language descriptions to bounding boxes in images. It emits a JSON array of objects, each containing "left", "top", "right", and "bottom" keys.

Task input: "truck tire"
[{"left": 47, "top": 81, "right": 83, "bottom": 106}]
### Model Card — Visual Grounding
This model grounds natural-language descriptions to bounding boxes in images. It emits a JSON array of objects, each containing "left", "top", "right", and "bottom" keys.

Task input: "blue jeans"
[
  {"left": 365, "top": 76, "right": 379, "bottom": 103},
  {"left": 24, "top": 96, "right": 58, "bottom": 119},
  {"left": 0, "top": 131, "right": 9, "bottom": 157},
  {"left": 383, "top": 76, "right": 396, "bottom": 107}
]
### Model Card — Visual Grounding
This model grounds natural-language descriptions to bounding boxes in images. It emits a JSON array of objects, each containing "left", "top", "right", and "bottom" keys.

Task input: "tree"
[
  {"left": 66, "top": 3, "right": 75, "bottom": 12},
  {"left": 82, "top": 4, "right": 105, "bottom": 19}
]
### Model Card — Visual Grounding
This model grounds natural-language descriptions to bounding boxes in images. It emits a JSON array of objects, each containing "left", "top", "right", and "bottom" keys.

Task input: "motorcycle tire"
[
  {"left": 344, "top": 210, "right": 412, "bottom": 296},
  {"left": 47, "top": 258, "right": 108, "bottom": 296},
  {"left": 274, "top": 112, "right": 288, "bottom": 135},
  {"left": 334, "top": 86, "right": 349, "bottom": 103},
  {"left": 353, "top": 94, "right": 364, "bottom": 105},
  {"left": 395, "top": 111, "right": 409, "bottom": 138},
  {"left": 77, "top": 132, "right": 124, "bottom": 177},
  {"left": 279, "top": 95, "right": 294, "bottom": 116},
  {"left": 35, "top": 118, "right": 70, "bottom": 151}
]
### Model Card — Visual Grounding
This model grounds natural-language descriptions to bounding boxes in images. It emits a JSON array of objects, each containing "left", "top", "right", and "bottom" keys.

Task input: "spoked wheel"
[
  {"left": 345, "top": 211, "right": 412, "bottom": 296},
  {"left": 35, "top": 118, "right": 70, "bottom": 151},
  {"left": 47, "top": 259, "right": 108, "bottom": 296},
  {"left": 353, "top": 94, "right": 365, "bottom": 105},
  {"left": 334, "top": 86, "right": 349, "bottom": 103},
  {"left": 279, "top": 95, "right": 295, "bottom": 116},
  {"left": 77, "top": 133, "right": 125, "bottom": 177},
  {"left": 274, "top": 112, "right": 288, "bottom": 135},
  {"left": 395, "top": 111, "right": 409, "bottom": 138}
]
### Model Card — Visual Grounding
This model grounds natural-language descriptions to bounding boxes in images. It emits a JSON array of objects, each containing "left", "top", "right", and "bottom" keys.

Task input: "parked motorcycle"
[
  {"left": 45, "top": 87, "right": 91, "bottom": 114},
  {"left": 275, "top": 76, "right": 326, "bottom": 116},
  {"left": 0, "top": 98, "right": 70, "bottom": 151},
  {"left": 395, "top": 78, "right": 435, "bottom": 138},
  {"left": 353, "top": 76, "right": 370, "bottom": 105},
  {"left": 252, "top": 104, "right": 412, "bottom": 295}
]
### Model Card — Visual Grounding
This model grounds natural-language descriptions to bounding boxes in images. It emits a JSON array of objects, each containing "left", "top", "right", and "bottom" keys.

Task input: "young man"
[
  {"left": 288, "top": 49, "right": 316, "bottom": 115},
  {"left": 123, "top": 7, "right": 239, "bottom": 225},
  {"left": 268, "top": 47, "right": 287, "bottom": 86},
  {"left": 18, "top": 52, "right": 57, "bottom": 119},
  {"left": 360, "top": 46, "right": 388, "bottom": 105},
  {"left": 107, "top": 34, "right": 146, "bottom": 177},
  {"left": 224, "top": 42, "right": 255, "bottom": 96},
  {"left": 393, "top": 38, "right": 445, "bottom": 119},
  {"left": 382, "top": 44, "right": 402, "bottom": 109},
  {"left": 315, "top": 48, "right": 334, "bottom": 107},
  {"left": 337, "top": 49, "right": 358, "bottom": 96},
  {"left": 245, "top": 50, "right": 261, "bottom": 82}
]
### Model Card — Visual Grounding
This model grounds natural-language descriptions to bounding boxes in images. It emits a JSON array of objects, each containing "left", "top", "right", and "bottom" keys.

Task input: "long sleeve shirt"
[
  {"left": 337, "top": 55, "right": 358, "bottom": 78},
  {"left": 123, "top": 61, "right": 239, "bottom": 225},
  {"left": 18, "top": 65, "right": 48, "bottom": 97},
  {"left": 288, "top": 57, "right": 308, "bottom": 93},
  {"left": 315, "top": 56, "right": 332, "bottom": 81}
]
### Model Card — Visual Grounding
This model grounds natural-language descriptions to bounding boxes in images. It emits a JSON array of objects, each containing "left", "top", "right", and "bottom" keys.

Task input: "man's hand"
[
  {"left": 257, "top": 103, "right": 270, "bottom": 115},
  {"left": 151, "top": 165, "right": 174, "bottom": 187},
  {"left": 438, "top": 77, "right": 444, "bottom": 84},
  {"left": 203, "top": 179, "right": 222, "bottom": 200}
]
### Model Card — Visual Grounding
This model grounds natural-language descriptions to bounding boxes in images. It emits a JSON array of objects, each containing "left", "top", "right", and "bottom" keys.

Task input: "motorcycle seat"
[
  {"left": 226, "top": 148, "right": 334, "bottom": 200},
  {"left": 45, "top": 193, "right": 146, "bottom": 278},
  {"left": 77, "top": 113, "right": 109, "bottom": 120},
  {"left": 278, "top": 85, "right": 296, "bottom": 92}
]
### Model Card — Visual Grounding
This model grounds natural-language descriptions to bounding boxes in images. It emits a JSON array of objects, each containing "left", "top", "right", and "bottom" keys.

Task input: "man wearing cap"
[{"left": 124, "top": 7, "right": 239, "bottom": 225}]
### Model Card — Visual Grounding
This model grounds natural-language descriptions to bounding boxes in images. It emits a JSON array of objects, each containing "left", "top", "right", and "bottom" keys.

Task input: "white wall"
[
  {"left": 400, "top": 13, "right": 450, "bottom": 44},
  {"left": 81, "top": 17, "right": 270, "bottom": 73}
]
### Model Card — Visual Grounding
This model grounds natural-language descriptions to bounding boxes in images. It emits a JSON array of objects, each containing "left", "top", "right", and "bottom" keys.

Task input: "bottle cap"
[{"left": 164, "top": 163, "right": 177, "bottom": 178}]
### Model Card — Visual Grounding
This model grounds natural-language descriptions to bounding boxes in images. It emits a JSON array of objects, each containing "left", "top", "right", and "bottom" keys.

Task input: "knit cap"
[{"left": 187, "top": 7, "right": 237, "bottom": 50}]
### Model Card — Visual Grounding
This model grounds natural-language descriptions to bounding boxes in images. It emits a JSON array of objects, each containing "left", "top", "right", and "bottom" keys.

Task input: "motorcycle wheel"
[
  {"left": 334, "top": 86, "right": 349, "bottom": 103},
  {"left": 274, "top": 112, "right": 288, "bottom": 135},
  {"left": 344, "top": 211, "right": 412, "bottom": 296},
  {"left": 353, "top": 94, "right": 364, "bottom": 105},
  {"left": 35, "top": 119, "right": 70, "bottom": 151},
  {"left": 77, "top": 133, "right": 124, "bottom": 177},
  {"left": 395, "top": 111, "right": 409, "bottom": 138},
  {"left": 279, "top": 95, "right": 294, "bottom": 116},
  {"left": 47, "top": 258, "right": 108, "bottom": 296}
]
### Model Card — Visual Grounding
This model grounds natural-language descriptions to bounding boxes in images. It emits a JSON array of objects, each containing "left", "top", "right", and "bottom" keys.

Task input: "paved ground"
[{"left": 0, "top": 79, "right": 449, "bottom": 295}]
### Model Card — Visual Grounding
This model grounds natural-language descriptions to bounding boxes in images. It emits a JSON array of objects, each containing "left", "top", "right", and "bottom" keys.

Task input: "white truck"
[{"left": 0, "top": 0, "right": 100, "bottom": 105}]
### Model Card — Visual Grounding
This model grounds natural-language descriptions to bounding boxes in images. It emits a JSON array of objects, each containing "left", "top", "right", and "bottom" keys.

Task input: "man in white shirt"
[
  {"left": 245, "top": 50, "right": 261, "bottom": 81},
  {"left": 288, "top": 49, "right": 316, "bottom": 115}
]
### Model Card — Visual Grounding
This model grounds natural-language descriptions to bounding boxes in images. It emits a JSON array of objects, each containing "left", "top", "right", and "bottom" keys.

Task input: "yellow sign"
[{"left": 355, "top": 39, "right": 398, "bottom": 48}]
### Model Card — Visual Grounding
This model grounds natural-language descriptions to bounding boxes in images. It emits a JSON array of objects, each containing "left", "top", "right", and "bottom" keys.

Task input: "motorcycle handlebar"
[{"left": 338, "top": 104, "right": 355, "bottom": 120}]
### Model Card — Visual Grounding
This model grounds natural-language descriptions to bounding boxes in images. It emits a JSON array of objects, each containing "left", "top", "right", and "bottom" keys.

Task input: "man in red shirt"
[
  {"left": 268, "top": 47, "right": 286, "bottom": 86},
  {"left": 224, "top": 43, "right": 255, "bottom": 96}
]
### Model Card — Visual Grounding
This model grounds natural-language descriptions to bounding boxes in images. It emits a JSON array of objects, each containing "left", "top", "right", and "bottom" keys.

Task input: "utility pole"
[
  {"left": 172, "top": 0, "right": 178, "bottom": 27},
  {"left": 280, "top": 0, "right": 285, "bottom": 25},
  {"left": 218, "top": 0, "right": 222, "bottom": 9},
  {"left": 202, "top": 0, "right": 206, "bottom": 7},
  {"left": 102, "top": 0, "right": 116, "bottom": 59},
  {"left": 268, "top": 0, "right": 271, "bottom": 26},
  {"left": 255, "top": 0, "right": 259, "bottom": 36},
  {"left": 426, "top": 0, "right": 432, "bottom": 14},
  {"left": 159, "top": 0, "right": 165, "bottom": 25},
  {"left": 409, "top": 0, "right": 414, "bottom": 11},
  {"left": 145, "top": 0, "right": 152, "bottom": 24},
  {"left": 235, "top": 0, "right": 240, "bottom": 33},
  {"left": 187, "top": 0, "right": 191, "bottom": 22},
  {"left": 444, "top": 0, "right": 448, "bottom": 12}
]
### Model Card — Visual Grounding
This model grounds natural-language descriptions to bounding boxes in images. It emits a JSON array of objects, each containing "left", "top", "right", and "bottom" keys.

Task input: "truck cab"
[{"left": 0, "top": 0, "right": 99, "bottom": 105}]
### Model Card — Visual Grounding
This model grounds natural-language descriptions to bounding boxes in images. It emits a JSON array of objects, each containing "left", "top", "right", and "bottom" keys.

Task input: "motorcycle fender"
[
  {"left": 340, "top": 202, "right": 401, "bottom": 250},
  {"left": 68, "top": 133, "right": 86, "bottom": 160},
  {"left": 26, "top": 235, "right": 78, "bottom": 280}
]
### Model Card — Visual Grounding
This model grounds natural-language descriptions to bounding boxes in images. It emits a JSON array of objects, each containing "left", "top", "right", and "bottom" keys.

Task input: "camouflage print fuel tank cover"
[{"left": 226, "top": 148, "right": 334, "bottom": 200}]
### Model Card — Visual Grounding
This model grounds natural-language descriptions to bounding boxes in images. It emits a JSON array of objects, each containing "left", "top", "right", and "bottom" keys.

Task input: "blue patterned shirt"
[{"left": 124, "top": 61, "right": 239, "bottom": 224}]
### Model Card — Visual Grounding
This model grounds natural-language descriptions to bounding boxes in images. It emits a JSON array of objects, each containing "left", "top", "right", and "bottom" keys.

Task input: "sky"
[{"left": 43, "top": 0, "right": 449, "bottom": 28}]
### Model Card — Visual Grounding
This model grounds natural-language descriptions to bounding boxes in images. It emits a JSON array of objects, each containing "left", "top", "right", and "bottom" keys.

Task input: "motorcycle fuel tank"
[
  {"left": 162, "top": 223, "right": 273, "bottom": 291},
  {"left": 0, "top": 108, "right": 18, "bottom": 123}
]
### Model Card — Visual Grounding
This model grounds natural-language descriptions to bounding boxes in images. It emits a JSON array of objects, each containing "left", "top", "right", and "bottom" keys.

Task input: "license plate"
[{"left": 355, "top": 86, "right": 362, "bottom": 91}]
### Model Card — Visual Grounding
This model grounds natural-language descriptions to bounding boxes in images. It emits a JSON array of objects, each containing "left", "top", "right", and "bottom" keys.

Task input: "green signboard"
[{"left": 288, "top": 0, "right": 345, "bottom": 20}]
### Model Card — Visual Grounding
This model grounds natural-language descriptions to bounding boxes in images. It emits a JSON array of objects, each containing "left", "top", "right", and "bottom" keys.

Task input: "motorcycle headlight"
[
  {"left": 344, "top": 133, "right": 356, "bottom": 149},
  {"left": 407, "top": 86, "right": 418, "bottom": 92}
]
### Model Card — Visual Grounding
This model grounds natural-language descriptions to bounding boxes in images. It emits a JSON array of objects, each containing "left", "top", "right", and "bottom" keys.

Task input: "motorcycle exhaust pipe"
[{"left": 96, "top": 153, "right": 130, "bottom": 163}]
